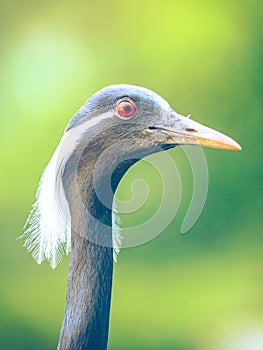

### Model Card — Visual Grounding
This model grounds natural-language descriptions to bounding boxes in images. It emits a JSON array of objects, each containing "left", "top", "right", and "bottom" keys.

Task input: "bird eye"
[{"left": 116, "top": 100, "right": 136, "bottom": 119}]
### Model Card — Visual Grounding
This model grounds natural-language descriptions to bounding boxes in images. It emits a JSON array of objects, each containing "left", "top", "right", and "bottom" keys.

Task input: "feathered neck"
[
  {"left": 57, "top": 226, "right": 113, "bottom": 350},
  {"left": 58, "top": 138, "right": 116, "bottom": 349},
  {"left": 22, "top": 111, "right": 121, "bottom": 268}
]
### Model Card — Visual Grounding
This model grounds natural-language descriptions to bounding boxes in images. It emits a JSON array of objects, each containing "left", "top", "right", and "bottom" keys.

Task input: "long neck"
[
  {"left": 57, "top": 232, "right": 113, "bottom": 350},
  {"left": 57, "top": 146, "right": 116, "bottom": 350},
  {"left": 57, "top": 138, "right": 140, "bottom": 350}
]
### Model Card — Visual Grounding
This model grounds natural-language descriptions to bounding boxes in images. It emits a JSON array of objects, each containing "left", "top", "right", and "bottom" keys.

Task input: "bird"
[{"left": 22, "top": 84, "right": 241, "bottom": 350}]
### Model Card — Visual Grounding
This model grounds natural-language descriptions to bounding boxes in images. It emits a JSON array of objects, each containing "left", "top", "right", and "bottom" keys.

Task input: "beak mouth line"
[{"left": 148, "top": 124, "right": 242, "bottom": 151}]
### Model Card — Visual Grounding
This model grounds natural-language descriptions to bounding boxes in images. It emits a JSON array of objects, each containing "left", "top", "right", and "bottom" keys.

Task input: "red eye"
[{"left": 116, "top": 100, "right": 136, "bottom": 119}]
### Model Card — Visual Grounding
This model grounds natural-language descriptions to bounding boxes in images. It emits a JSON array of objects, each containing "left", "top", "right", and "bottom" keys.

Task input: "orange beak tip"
[{"left": 195, "top": 130, "right": 242, "bottom": 152}]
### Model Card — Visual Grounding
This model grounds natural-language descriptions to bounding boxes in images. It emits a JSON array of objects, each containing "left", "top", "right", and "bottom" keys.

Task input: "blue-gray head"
[
  {"left": 66, "top": 84, "right": 241, "bottom": 150},
  {"left": 22, "top": 84, "right": 241, "bottom": 269}
]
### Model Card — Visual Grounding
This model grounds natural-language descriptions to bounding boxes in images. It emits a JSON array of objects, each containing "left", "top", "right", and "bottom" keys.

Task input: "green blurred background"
[{"left": 1, "top": 0, "right": 262, "bottom": 349}]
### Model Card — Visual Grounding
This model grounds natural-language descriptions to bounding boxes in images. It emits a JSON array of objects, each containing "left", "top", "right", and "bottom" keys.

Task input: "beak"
[{"left": 149, "top": 112, "right": 242, "bottom": 151}]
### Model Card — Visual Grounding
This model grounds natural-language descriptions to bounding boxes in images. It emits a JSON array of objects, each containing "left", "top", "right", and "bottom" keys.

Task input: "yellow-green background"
[{"left": 1, "top": 1, "right": 262, "bottom": 349}]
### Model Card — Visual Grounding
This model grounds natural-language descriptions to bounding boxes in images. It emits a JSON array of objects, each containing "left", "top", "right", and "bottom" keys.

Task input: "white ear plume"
[
  {"left": 21, "top": 111, "right": 121, "bottom": 269},
  {"left": 22, "top": 135, "right": 71, "bottom": 269}
]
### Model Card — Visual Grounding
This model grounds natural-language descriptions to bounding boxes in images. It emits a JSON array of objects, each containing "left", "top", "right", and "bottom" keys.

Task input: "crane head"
[
  {"left": 66, "top": 84, "right": 241, "bottom": 152},
  {"left": 22, "top": 84, "right": 241, "bottom": 268}
]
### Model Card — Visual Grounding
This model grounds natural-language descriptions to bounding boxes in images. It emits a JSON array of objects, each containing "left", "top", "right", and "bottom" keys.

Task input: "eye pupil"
[{"left": 117, "top": 100, "right": 136, "bottom": 119}]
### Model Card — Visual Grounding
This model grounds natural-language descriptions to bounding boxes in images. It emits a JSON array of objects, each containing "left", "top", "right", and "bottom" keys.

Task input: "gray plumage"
[{"left": 22, "top": 84, "right": 241, "bottom": 350}]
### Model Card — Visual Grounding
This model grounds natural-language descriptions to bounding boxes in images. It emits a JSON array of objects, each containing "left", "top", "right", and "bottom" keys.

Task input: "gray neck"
[
  {"left": 57, "top": 231, "right": 113, "bottom": 350},
  {"left": 57, "top": 139, "right": 140, "bottom": 350},
  {"left": 57, "top": 141, "right": 115, "bottom": 350}
]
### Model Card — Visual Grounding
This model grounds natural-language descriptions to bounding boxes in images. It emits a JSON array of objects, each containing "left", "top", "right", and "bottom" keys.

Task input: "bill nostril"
[
  {"left": 148, "top": 126, "right": 158, "bottom": 130},
  {"left": 185, "top": 128, "right": 198, "bottom": 133}
]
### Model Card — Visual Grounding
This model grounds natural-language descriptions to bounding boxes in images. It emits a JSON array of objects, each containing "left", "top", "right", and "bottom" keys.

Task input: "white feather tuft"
[
  {"left": 22, "top": 135, "right": 71, "bottom": 269},
  {"left": 21, "top": 111, "right": 121, "bottom": 268}
]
